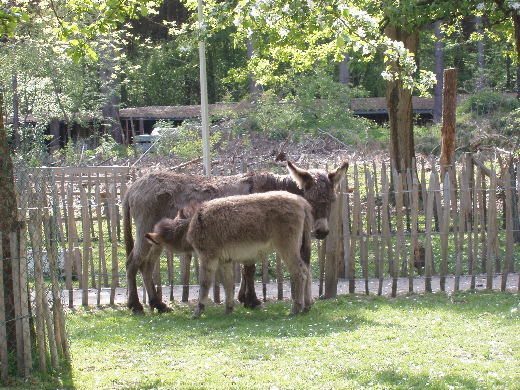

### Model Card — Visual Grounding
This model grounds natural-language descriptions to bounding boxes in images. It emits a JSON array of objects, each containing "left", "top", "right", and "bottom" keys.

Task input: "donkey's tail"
[
  {"left": 300, "top": 204, "right": 313, "bottom": 266},
  {"left": 122, "top": 192, "right": 134, "bottom": 257}
]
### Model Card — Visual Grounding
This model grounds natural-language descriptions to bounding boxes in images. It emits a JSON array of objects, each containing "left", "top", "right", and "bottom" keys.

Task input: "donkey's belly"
[{"left": 218, "top": 242, "right": 272, "bottom": 263}]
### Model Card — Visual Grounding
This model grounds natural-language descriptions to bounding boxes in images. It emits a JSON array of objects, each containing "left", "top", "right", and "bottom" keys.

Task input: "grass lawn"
[{"left": 12, "top": 291, "right": 520, "bottom": 389}]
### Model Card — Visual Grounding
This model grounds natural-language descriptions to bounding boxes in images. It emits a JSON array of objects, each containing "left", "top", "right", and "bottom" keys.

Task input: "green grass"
[{"left": 10, "top": 290, "right": 520, "bottom": 390}]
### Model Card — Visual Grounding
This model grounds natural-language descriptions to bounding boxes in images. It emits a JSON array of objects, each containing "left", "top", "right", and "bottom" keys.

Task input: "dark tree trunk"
[
  {"left": 433, "top": 21, "right": 444, "bottom": 124},
  {"left": 247, "top": 39, "right": 261, "bottom": 96},
  {"left": 0, "top": 93, "right": 20, "bottom": 353},
  {"left": 476, "top": 15, "right": 485, "bottom": 91},
  {"left": 441, "top": 68, "right": 458, "bottom": 170},
  {"left": 339, "top": 52, "right": 351, "bottom": 87},
  {"left": 100, "top": 43, "right": 124, "bottom": 144},
  {"left": 12, "top": 71, "right": 20, "bottom": 148},
  {"left": 385, "top": 25, "right": 418, "bottom": 173},
  {"left": 49, "top": 118, "right": 61, "bottom": 152},
  {"left": 512, "top": 10, "right": 520, "bottom": 98}
]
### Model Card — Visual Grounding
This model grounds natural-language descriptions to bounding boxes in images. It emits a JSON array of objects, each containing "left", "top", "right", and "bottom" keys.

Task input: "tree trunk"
[
  {"left": 12, "top": 71, "right": 20, "bottom": 148},
  {"left": 476, "top": 15, "right": 485, "bottom": 91},
  {"left": 433, "top": 21, "right": 444, "bottom": 124},
  {"left": 512, "top": 10, "right": 520, "bottom": 98},
  {"left": 339, "top": 52, "right": 351, "bottom": 87},
  {"left": 0, "top": 93, "right": 20, "bottom": 354},
  {"left": 100, "top": 42, "right": 124, "bottom": 144},
  {"left": 441, "top": 68, "right": 458, "bottom": 170},
  {"left": 385, "top": 25, "right": 418, "bottom": 173},
  {"left": 247, "top": 39, "right": 261, "bottom": 96},
  {"left": 49, "top": 118, "right": 61, "bottom": 152}
]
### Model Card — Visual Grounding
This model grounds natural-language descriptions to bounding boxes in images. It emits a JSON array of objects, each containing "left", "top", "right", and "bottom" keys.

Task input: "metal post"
[{"left": 198, "top": 0, "right": 211, "bottom": 175}]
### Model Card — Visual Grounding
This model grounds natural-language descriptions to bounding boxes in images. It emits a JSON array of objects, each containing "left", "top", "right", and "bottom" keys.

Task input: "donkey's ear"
[
  {"left": 328, "top": 161, "right": 349, "bottom": 189},
  {"left": 145, "top": 232, "right": 161, "bottom": 245},
  {"left": 176, "top": 208, "right": 188, "bottom": 220},
  {"left": 179, "top": 201, "right": 200, "bottom": 219},
  {"left": 287, "top": 160, "right": 314, "bottom": 190}
]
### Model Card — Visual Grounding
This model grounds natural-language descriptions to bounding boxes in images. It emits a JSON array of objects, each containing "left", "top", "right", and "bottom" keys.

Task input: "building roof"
[{"left": 118, "top": 97, "right": 435, "bottom": 121}]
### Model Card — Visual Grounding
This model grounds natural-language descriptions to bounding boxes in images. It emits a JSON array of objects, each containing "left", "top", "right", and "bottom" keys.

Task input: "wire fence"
[{"left": 0, "top": 166, "right": 68, "bottom": 380}]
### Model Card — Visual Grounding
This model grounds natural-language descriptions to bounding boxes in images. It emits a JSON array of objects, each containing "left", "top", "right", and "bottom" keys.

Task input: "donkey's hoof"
[
  {"left": 129, "top": 301, "right": 145, "bottom": 314},
  {"left": 224, "top": 306, "right": 234, "bottom": 315},
  {"left": 152, "top": 301, "right": 173, "bottom": 314},
  {"left": 243, "top": 298, "right": 263, "bottom": 309},
  {"left": 157, "top": 305, "right": 173, "bottom": 314},
  {"left": 191, "top": 311, "right": 202, "bottom": 319},
  {"left": 132, "top": 309, "right": 145, "bottom": 316},
  {"left": 289, "top": 304, "right": 303, "bottom": 316}
]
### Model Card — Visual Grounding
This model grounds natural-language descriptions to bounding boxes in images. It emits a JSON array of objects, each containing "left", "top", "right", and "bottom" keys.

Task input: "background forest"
[{"left": 1, "top": 0, "right": 520, "bottom": 166}]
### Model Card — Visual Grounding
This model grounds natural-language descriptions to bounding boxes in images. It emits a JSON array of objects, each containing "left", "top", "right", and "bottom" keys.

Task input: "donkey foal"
[{"left": 145, "top": 191, "right": 314, "bottom": 318}]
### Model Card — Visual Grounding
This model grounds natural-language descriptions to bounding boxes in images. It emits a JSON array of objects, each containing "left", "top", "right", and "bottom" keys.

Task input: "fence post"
[
  {"left": 424, "top": 171, "right": 436, "bottom": 293},
  {"left": 486, "top": 169, "right": 498, "bottom": 289},
  {"left": 324, "top": 191, "right": 340, "bottom": 298}
]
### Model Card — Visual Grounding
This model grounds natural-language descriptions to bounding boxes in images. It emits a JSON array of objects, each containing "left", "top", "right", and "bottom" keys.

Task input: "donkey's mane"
[{"left": 245, "top": 171, "right": 302, "bottom": 195}]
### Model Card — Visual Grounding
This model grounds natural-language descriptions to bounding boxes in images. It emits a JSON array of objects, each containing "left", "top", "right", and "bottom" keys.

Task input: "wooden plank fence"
[{"left": 16, "top": 154, "right": 520, "bottom": 315}]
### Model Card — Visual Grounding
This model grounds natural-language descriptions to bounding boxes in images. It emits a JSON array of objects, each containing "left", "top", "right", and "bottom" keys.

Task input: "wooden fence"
[{"left": 18, "top": 154, "right": 520, "bottom": 313}]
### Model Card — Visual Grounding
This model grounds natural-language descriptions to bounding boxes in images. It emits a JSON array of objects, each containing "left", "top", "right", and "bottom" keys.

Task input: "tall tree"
[
  {"left": 196, "top": 0, "right": 485, "bottom": 171},
  {"left": 0, "top": 0, "right": 160, "bottom": 375}
]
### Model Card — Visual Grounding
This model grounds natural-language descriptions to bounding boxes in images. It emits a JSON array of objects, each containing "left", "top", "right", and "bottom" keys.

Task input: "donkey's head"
[
  {"left": 287, "top": 160, "right": 348, "bottom": 239},
  {"left": 145, "top": 206, "right": 196, "bottom": 253}
]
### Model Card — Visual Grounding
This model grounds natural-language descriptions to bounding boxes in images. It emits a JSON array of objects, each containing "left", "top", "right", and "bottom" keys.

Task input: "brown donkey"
[
  {"left": 145, "top": 191, "right": 314, "bottom": 318},
  {"left": 123, "top": 160, "right": 348, "bottom": 314}
]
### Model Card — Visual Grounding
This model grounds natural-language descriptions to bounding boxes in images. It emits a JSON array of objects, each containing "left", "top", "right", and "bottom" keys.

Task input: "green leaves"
[{"left": 0, "top": 6, "right": 29, "bottom": 36}]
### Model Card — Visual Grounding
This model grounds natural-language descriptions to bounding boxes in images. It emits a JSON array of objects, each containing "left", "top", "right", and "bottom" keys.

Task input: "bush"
[
  {"left": 154, "top": 120, "right": 222, "bottom": 160},
  {"left": 457, "top": 91, "right": 519, "bottom": 116},
  {"left": 10, "top": 123, "right": 54, "bottom": 167}
]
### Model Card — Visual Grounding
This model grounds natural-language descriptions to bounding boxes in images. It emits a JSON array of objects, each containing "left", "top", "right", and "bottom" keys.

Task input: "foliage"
[
  {"left": 188, "top": 0, "right": 492, "bottom": 95},
  {"left": 219, "top": 70, "right": 384, "bottom": 146},
  {"left": 414, "top": 123, "right": 443, "bottom": 156},
  {"left": 154, "top": 120, "right": 222, "bottom": 160},
  {"left": 498, "top": 107, "right": 520, "bottom": 138},
  {"left": 9, "top": 123, "right": 53, "bottom": 167},
  {"left": 31, "top": 291, "right": 518, "bottom": 390},
  {"left": 457, "top": 91, "right": 519, "bottom": 116},
  {"left": 54, "top": 135, "right": 129, "bottom": 166},
  {"left": 83, "top": 134, "right": 129, "bottom": 162}
]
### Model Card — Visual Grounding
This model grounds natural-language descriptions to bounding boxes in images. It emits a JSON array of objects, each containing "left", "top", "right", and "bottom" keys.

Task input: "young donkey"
[
  {"left": 145, "top": 191, "right": 314, "bottom": 318},
  {"left": 123, "top": 160, "right": 348, "bottom": 314}
]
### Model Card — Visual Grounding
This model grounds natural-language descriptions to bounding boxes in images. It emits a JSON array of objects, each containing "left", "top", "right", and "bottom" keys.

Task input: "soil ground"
[{"left": 64, "top": 273, "right": 519, "bottom": 309}]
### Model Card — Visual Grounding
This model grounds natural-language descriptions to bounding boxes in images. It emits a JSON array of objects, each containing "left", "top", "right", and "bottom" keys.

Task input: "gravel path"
[{"left": 63, "top": 273, "right": 519, "bottom": 309}]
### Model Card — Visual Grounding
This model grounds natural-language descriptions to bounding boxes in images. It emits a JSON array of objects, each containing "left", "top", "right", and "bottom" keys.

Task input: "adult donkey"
[
  {"left": 145, "top": 191, "right": 314, "bottom": 318},
  {"left": 123, "top": 160, "right": 348, "bottom": 314}
]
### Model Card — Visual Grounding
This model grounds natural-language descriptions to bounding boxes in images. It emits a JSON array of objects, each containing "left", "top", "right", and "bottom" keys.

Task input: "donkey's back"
[{"left": 187, "top": 191, "right": 313, "bottom": 263}]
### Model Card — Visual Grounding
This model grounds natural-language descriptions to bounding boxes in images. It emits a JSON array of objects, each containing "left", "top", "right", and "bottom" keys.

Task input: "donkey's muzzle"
[
  {"left": 312, "top": 218, "right": 330, "bottom": 240},
  {"left": 312, "top": 229, "right": 329, "bottom": 240}
]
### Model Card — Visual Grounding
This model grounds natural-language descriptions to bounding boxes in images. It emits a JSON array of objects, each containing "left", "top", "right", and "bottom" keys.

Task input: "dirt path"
[{"left": 63, "top": 273, "right": 519, "bottom": 309}]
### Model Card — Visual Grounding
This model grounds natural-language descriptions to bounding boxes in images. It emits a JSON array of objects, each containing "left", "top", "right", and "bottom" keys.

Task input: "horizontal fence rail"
[{"left": 13, "top": 154, "right": 520, "bottom": 315}]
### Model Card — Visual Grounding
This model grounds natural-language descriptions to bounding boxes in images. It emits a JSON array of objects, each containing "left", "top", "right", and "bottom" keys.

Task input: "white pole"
[{"left": 198, "top": 0, "right": 211, "bottom": 175}]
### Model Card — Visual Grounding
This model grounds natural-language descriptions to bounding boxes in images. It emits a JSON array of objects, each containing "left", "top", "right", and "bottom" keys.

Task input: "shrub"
[
  {"left": 154, "top": 120, "right": 222, "bottom": 160},
  {"left": 457, "top": 91, "right": 519, "bottom": 116}
]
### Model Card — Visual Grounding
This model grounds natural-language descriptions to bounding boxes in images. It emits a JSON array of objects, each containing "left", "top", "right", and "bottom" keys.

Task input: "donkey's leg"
[
  {"left": 219, "top": 262, "right": 236, "bottom": 315},
  {"left": 283, "top": 255, "right": 307, "bottom": 316},
  {"left": 302, "top": 264, "right": 314, "bottom": 312},
  {"left": 127, "top": 237, "right": 156, "bottom": 314},
  {"left": 238, "top": 263, "right": 263, "bottom": 309},
  {"left": 141, "top": 245, "right": 172, "bottom": 313},
  {"left": 192, "top": 257, "right": 218, "bottom": 319},
  {"left": 126, "top": 250, "right": 144, "bottom": 314}
]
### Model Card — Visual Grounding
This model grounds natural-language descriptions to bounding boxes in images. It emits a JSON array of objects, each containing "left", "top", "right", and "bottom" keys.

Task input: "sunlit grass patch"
[{"left": 49, "top": 291, "right": 520, "bottom": 390}]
